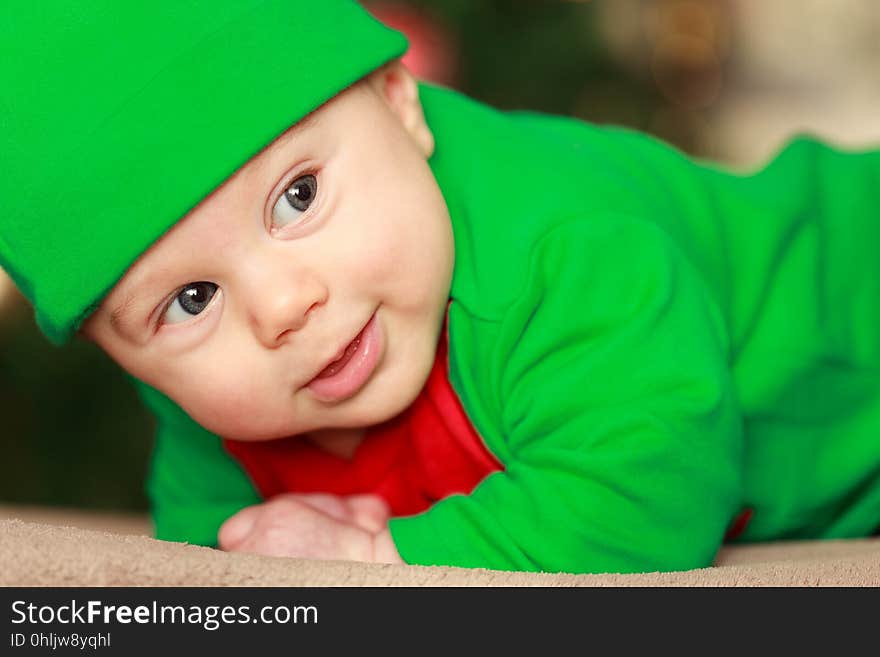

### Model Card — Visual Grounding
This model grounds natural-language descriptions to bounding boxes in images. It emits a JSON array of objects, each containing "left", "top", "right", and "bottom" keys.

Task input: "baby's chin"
[{"left": 204, "top": 399, "right": 410, "bottom": 444}]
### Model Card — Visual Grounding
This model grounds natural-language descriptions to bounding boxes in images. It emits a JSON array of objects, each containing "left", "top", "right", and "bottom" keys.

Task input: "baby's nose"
[{"left": 248, "top": 275, "right": 327, "bottom": 348}]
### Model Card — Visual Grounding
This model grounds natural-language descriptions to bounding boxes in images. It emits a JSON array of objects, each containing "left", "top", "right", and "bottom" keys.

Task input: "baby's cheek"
[
  {"left": 364, "top": 218, "right": 450, "bottom": 310},
  {"left": 338, "top": 214, "right": 400, "bottom": 280},
  {"left": 177, "top": 374, "right": 283, "bottom": 440}
]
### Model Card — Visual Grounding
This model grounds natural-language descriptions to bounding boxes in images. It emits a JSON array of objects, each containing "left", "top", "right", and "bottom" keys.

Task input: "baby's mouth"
[
  {"left": 305, "top": 312, "right": 383, "bottom": 403},
  {"left": 313, "top": 328, "right": 366, "bottom": 379}
]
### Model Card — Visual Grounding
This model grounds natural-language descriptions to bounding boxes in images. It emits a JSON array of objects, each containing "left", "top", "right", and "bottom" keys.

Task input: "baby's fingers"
[
  {"left": 345, "top": 495, "right": 391, "bottom": 533},
  {"left": 217, "top": 504, "right": 263, "bottom": 550},
  {"left": 280, "top": 493, "right": 391, "bottom": 532},
  {"left": 284, "top": 493, "right": 357, "bottom": 524}
]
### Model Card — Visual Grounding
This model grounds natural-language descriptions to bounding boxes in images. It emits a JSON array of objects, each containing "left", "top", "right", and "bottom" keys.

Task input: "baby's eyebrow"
[
  {"left": 282, "top": 109, "right": 320, "bottom": 143},
  {"left": 108, "top": 291, "right": 139, "bottom": 331},
  {"left": 173, "top": 109, "right": 322, "bottom": 210},
  {"left": 236, "top": 109, "right": 321, "bottom": 178}
]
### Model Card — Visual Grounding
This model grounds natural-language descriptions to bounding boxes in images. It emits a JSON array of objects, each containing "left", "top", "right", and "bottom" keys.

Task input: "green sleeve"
[
  {"left": 389, "top": 216, "right": 745, "bottom": 573},
  {"left": 136, "top": 382, "right": 261, "bottom": 546}
]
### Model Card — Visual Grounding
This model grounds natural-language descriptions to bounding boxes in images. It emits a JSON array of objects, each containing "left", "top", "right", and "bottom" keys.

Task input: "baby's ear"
[{"left": 367, "top": 61, "right": 435, "bottom": 158}]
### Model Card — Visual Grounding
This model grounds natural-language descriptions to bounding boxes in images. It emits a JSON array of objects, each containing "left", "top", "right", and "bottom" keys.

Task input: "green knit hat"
[{"left": 0, "top": 0, "right": 407, "bottom": 345}]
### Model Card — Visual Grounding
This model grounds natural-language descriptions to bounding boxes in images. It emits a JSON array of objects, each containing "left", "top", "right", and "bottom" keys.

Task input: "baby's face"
[{"left": 84, "top": 63, "right": 454, "bottom": 441}]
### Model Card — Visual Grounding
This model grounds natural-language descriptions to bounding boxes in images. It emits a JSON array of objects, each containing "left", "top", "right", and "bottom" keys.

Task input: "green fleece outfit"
[
  {"left": 139, "top": 84, "right": 880, "bottom": 574},
  {"left": 4, "top": 1, "right": 880, "bottom": 575}
]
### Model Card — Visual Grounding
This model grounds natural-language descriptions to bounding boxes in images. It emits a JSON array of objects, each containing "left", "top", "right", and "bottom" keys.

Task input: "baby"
[{"left": 4, "top": 0, "right": 880, "bottom": 574}]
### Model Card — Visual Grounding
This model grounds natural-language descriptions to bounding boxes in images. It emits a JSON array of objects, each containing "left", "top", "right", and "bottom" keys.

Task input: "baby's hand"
[{"left": 217, "top": 493, "right": 403, "bottom": 564}]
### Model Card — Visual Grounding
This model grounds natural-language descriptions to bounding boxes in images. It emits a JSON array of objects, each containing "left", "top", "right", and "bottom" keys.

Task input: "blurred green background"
[{"left": 2, "top": 0, "right": 879, "bottom": 514}]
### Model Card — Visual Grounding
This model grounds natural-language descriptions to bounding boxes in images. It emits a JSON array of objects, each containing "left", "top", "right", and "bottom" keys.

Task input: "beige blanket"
[{"left": 1, "top": 506, "right": 878, "bottom": 586}]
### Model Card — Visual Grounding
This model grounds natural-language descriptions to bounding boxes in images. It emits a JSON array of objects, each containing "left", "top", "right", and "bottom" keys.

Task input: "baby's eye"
[
  {"left": 163, "top": 282, "right": 218, "bottom": 324},
  {"left": 271, "top": 174, "right": 318, "bottom": 228}
]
